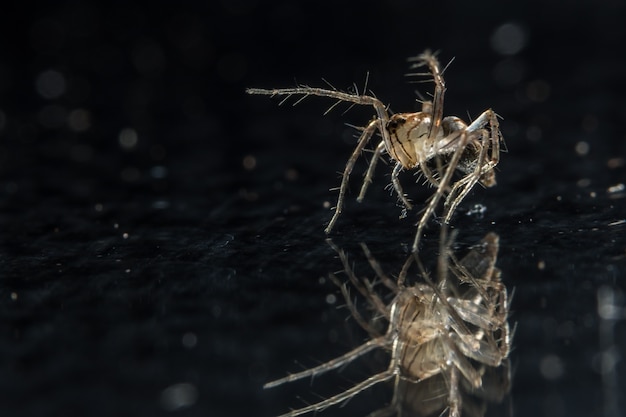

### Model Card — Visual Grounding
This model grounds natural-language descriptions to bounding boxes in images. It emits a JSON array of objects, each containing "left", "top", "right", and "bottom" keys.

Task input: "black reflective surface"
[{"left": 1, "top": 1, "right": 625, "bottom": 417}]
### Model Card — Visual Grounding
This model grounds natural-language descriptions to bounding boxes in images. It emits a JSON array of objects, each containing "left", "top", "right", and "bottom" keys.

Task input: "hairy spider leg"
[
  {"left": 444, "top": 110, "right": 502, "bottom": 221},
  {"left": 326, "top": 119, "right": 379, "bottom": 233},
  {"left": 247, "top": 87, "right": 414, "bottom": 231},
  {"left": 412, "top": 131, "right": 469, "bottom": 252},
  {"left": 358, "top": 141, "right": 386, "bottom": 202}
]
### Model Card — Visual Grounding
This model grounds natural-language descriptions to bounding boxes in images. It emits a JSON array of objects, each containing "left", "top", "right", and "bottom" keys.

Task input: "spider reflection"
[{"left": 265, "top": 230, "right": 512, "bottom": 417}]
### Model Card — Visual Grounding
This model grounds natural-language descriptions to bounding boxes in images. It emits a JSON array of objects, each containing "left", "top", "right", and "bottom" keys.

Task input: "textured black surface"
[{"left": 1, "top": 1, "right": 626, "bottom": 417}]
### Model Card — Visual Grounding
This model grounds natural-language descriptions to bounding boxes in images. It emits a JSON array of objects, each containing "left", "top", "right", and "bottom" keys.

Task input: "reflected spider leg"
[
  {"left": 327, "top": 272, "right": 381, "bottom": 337},
  {"left": 327, "top": 239, "right": 389, "bottom": 319}
]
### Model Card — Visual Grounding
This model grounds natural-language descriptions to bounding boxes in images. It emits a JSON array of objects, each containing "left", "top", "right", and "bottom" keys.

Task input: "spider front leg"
[
  {"left": 442, "top": 130, "right": 489, "bottom": 223},
  {"left": 467, "top": 109, "right": 502, "bottom": 171},
  {"left": 463, "top": 108, "right": 501, "bottom": 189},
  {"left": 443, "top": 109, "right": 501, "bottom": 222}
]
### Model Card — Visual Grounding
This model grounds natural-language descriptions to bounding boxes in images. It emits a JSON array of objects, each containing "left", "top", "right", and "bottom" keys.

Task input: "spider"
[
  {"left": 247, "top": 50, "right": 503, "bottom": 252},
  {"left": 264, "top": 230, "right": 512, "bottom": 417}
]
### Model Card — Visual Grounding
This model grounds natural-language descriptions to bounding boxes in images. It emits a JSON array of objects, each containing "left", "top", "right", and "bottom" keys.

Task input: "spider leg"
[
  {"left": 365, "top": 370, "right": 412, "bottom": 417},
  {"left": 442, "top": 131, "right": 489, "bottom": 223},
  {"left": 450, "top": 244, "right": 507, "bottom": 328},
  {"left": 270, "top": 366, "right": 397, "bottom": 417},
  {"left": 448, "top": 366, "right": 462, "bottom": 417},
  {"left": 412, "top": 133, "right": 468, "bottom": 252},
  {"left": 264, "top": 335, "right": 390, "bottom": 389},
  {"left": 246, "top": 87, "right": 392, "bottom": 142},
  {"left": 406, "top": 51, "right": 448, "bottom": 201},
  {"left": 443, "top": 334, "right": 483, "bottom": 389},
  {"left": 327, "top": 239, "right": 389, "bottom": 318},
  {"left": 408, "top": 51, "right": 446, "bottom": 143},
  {"left": 418, "top": 158, "right": 441, "bottom": 189},
  {"left": 482, "top": 110, "right": 502, "bottom": 176},
  {"left": 466, "top": 109, "right": 502, "bottom": 186},
  {"left": 391, "top": 162, "right": 414, "bottom": 209},
  {"left": 325, "top": 119, "right": 379, "bottom": 234},
  {"left": 359, "top": 242, "right": 399, "bottom": 292},
  {"left": 358, "top": 140, "right": 385, "bottom": 202},
  {"left": 327, "top": 272, "right": 382, "bottom": 338},
  {"left": 444, "top": 109, "right": 502, "bottom": 221}
]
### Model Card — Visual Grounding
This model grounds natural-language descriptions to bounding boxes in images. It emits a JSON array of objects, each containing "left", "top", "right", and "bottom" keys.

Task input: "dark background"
[{"left": 1, "top": 1, "right": 625, "bottom": 416}]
